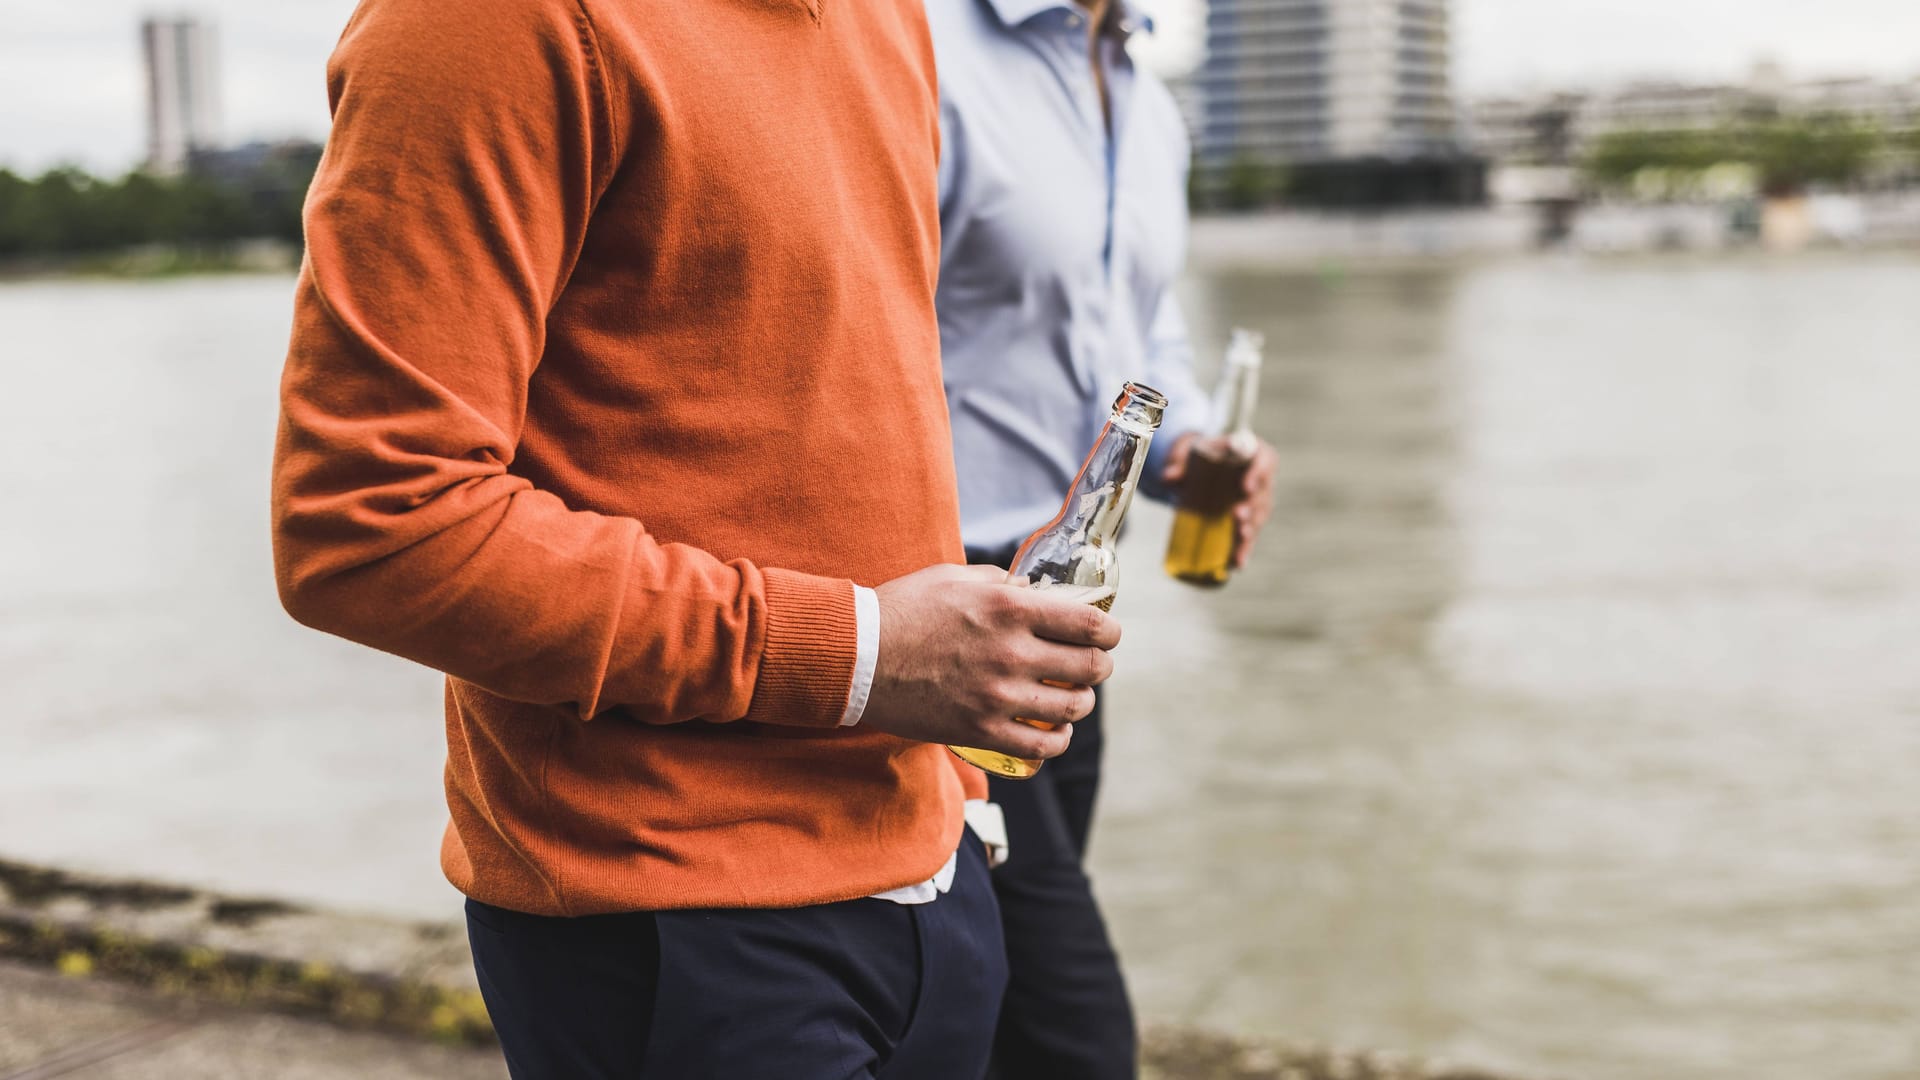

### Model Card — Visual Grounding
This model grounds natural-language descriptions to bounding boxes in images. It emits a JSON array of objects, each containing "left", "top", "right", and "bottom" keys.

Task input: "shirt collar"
[{"left": 983, "top": 0, "right": 1154, "bottom": 37}]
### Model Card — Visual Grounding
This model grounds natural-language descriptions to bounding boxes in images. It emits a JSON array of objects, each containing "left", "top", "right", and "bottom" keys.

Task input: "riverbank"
[
  {"left": 0, "top": 240, "right": 298, "bottom": 280},
  {"left": 12, "top": 194, "right": 1920, "bottom": 281},
  {"left": 0, "top": 856, "right": 1530, "bottom": 1080},
  {"left": 1188, "top": 192, "right": 1920, "bottom": 266}
]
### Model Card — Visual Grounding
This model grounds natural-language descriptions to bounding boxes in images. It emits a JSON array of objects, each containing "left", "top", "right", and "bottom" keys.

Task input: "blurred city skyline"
[{"left": 2, "top": 0, "right": 1919, "bottom": 174}]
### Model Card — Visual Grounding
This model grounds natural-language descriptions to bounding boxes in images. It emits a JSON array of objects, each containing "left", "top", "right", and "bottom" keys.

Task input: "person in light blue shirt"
[{"left": 927, "top": 0, "right": 1278, "bottom": 1076}]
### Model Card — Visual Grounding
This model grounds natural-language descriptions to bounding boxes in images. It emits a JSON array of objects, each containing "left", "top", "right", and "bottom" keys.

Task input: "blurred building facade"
[
  {"left": 142, "top": 16, "right": 221, "bottom": 176},
  {"left": 1468, "top": 66, "right": 1920, "bottom": 166},
  {"left": 1185, "top": 0, "right": 1482, "bottom": 206}
]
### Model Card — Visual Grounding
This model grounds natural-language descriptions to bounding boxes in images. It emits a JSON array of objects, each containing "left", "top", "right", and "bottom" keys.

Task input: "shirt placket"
[
  {"left": 1054, "top": 9, "right": 1127, "bottom": 278},
  {"left": 1038, "top": 10, "right": 1110, "bottom": 401},
  {"left": 1101, "top": 30, "right": 1137, "bottom": 281}
]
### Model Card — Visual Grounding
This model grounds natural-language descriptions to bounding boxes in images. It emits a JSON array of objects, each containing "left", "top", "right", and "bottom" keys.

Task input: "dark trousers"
[
  {"left": 969, "top": 545, "right": 1137, "bottom": 1080},
  {"left": 467, "top": 832, "right": 1007, "bottom": 1080},
  {"left": 986, "top": 695, "right": 1137, "bottom": 1080}
]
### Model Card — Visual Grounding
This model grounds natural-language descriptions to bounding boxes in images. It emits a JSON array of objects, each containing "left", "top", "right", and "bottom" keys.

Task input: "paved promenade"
[{"left": 0, "top": 961, "right": 504, "bottom": 1080}]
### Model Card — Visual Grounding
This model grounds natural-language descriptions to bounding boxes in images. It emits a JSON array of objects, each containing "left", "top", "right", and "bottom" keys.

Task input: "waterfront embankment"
[
  {"left": 10, "top": 194, "right": 1920, "bottom": 282},
  {"left": 0, "top": 239, "right": 298, "bottom": 281},
  {"left": 1189, "top": 191, "right": 1920, "bottom": 265}
]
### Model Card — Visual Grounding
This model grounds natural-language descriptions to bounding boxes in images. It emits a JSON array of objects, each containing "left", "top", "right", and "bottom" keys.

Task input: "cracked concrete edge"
[
  {"left": 0, "top": 858, "right": 1541, "bottom": 1080},
  {"left": 1137, "top": 1029, "right": 1543, "bottom": 1080},
  {"left": 0, "top": 857, "right": 490, "bottom": 1045}
]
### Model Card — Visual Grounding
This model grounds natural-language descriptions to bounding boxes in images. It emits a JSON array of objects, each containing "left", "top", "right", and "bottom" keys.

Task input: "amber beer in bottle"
[
  {"left": 949, "top": 382, "right": 1167, "bottom": 780},
  {"left": 1164, "top": 329, "right": 1264, "bottom": 586}
]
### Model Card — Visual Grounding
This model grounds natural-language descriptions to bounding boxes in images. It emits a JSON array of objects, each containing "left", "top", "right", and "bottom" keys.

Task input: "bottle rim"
[{"left": 1116, "top": 381, "right": 1169, "bottom": 410}]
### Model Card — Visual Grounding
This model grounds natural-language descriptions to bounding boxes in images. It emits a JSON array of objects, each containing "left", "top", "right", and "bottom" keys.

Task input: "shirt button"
[{"left": 1065, "top": 12, "right": 1083, "bottom": 27}]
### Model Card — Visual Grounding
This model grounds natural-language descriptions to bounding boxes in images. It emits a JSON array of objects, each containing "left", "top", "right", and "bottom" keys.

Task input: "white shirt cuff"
[{"left": 839, "top": 584, "right": 881, "bottom": 727}]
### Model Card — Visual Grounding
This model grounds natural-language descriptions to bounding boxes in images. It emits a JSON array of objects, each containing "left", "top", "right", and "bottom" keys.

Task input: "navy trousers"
[
  {"left": 969, "top": 545, "right": 1138, "bottom": 1080},
  {"left": 467, "top": 832, "right": 1007, "bottom": 1080},
  {"left": 986, "top": 696, "right": 1137, "bottom": 1080}
]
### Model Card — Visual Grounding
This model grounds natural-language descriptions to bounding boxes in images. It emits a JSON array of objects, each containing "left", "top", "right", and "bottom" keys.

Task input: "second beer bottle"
[
  {"left": 949, "top": 382, "right": 1167, "bottom": 780},
  {"left": 1164, "top": 329, "right": 1265, "bottom": 586}
]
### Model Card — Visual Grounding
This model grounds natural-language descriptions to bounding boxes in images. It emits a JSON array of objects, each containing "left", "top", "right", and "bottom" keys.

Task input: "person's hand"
[
  {"left": 1162, "top": 432, "right": 1279, "bottom": 570},
  {"left": 863, "top": 564, "right": 1121, "bottom": 758}
]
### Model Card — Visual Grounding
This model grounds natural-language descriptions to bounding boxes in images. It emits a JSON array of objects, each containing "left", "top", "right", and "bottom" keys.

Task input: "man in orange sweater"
[{"left": 271, "top": 1, "right": 1122, "bottom": 1076}]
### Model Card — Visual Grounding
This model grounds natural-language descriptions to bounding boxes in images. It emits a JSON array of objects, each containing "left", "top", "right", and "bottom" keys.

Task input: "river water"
[{"left": 3, "top": 257, "right": 1918, "bottom": 1079}]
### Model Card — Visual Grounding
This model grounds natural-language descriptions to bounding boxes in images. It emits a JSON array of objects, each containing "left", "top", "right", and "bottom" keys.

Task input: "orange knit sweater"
[{"left": 272, "top": 0, "right": 984, "bottom": 916}]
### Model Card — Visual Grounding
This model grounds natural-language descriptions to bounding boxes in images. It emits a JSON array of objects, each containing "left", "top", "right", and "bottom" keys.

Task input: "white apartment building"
[
  {"left": 142, "top": 17, "right": 221, "bottom": 176},
  {"left": 1191, "top": 0, "right": 1459, "bottom": 167}
]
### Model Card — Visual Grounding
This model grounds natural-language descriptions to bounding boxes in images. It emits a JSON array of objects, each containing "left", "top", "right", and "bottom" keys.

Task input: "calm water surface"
[{"left": 3, "top": 258, "right": 1917, "bottom": 1080}]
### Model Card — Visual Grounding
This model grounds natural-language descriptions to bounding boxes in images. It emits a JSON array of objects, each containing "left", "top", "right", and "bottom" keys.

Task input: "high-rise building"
[
  {"left": 1192, "top": 0, "right": 1478, "bottom": 204},
  {"left": 142, "top": 16, "right": 221, "bottom": 176}
]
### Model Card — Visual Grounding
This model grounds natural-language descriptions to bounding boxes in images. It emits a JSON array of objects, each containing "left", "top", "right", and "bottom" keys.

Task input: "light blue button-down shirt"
[{"left": 929, "top": 0, "right": 1212, "bottom": 553}]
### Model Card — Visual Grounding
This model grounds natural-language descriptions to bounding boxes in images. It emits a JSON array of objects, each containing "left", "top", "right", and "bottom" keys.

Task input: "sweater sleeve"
[{"left": 271, "top": 0, "right": 857, "bottom": 728}]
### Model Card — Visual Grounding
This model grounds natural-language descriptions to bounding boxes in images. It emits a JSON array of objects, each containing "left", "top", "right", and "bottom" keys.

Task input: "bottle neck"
[
  {"left": 1011, "top": 383, "right": 1165, "bottom": 587},
  {"left": 1217, "top": 360, "right": 1261, "bottom": 450},
  {"left": 1065, "top": 417, "right": 1154, "bottom": 549}
]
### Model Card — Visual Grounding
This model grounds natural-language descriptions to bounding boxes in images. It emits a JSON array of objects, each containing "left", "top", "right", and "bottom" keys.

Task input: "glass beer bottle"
[
  {"left": 1164, "top": 329, "right": 1264, "bottom": 587},
  {"left": 950, "top": 382, "right": 1167, "bottom": 780}
]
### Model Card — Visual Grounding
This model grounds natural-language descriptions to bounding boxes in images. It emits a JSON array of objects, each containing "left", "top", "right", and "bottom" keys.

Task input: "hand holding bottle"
[
  {"left": 861, "top": 564, "right": 1121, "bottom": 760},
  {"left": 1162, "top": 431, "right": 1278, "bottom": 571}
]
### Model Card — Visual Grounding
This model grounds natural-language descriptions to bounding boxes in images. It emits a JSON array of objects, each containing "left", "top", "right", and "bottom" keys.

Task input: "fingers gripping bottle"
[{"left": 950, "top": 382, "right": 1167, "bottom": 779}]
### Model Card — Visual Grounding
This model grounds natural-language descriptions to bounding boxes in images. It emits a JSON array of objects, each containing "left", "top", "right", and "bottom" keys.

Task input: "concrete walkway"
[{"left": 0, "top": 961, "right": 504, "bottom": 1080}]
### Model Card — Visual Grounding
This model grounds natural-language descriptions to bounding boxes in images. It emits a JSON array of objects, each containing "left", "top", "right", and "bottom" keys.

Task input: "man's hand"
[
  {"left": 1162, "top": 432, "right": 1279, "bottom": 570},
  {"left": 863, "top": 564, "right": 1121, "bottom": 759}
]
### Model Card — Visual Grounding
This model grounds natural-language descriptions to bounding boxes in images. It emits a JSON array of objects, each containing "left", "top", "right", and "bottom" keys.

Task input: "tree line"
[
  {"left": 1585, "top": 115, "right": 1920, "bottom": 195},
  {"left": 1187, "top": 114, "right": 1920, "bottom": 210},
  {"left": 0, "top": 149, "right": 318, "bottom": 259}
]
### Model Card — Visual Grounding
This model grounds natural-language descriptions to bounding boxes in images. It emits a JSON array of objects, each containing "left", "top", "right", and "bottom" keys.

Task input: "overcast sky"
[{"left": 4, "top": 0, "right": 1919, "bottom": 174}]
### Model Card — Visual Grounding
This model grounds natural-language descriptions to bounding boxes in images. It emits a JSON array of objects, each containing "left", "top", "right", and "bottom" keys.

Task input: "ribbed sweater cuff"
[{"left": 743, "top": 568, "right": 861, "bottom": 728}]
